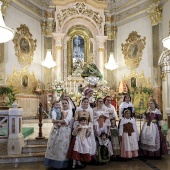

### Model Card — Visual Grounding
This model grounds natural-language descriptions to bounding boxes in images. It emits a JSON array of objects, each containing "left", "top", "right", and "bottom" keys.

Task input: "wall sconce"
[
  {"left": 41, "top": 49, "right": 56, "bottom": 69},
  {"left": 162, "top": 21, "right": 170, "bottom": 50},
  {"left": 0, "top": 2, "right": 14, "bottom": 43},
  {"left": 105, "top": 52, "right": 118, "bottom": 70}
]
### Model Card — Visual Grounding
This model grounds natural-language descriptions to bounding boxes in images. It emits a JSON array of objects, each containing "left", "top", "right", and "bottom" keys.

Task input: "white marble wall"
[
  {"left": 116, "top": 15, "right": 153, "bottom": 83},
  {"left": 3, "top": 5, "right": 43, "bottom": 83}
]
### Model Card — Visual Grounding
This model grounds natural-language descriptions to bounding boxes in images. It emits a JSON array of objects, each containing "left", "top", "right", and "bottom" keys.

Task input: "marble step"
[
  {"left": 0, "top": 152, "right": 45, "bottom": 164},
  {"left": 26, "top": 138, "right": 48, "bottom": 145},
  {"left": 22, "top": 145, "right": 47, "bottom": 154}
]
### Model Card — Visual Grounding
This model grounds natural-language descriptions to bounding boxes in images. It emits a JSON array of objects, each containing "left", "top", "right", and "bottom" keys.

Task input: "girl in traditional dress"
[
  {"left": 140, "top": 99, "right": 167, "bottom": 157},
  {"left": 103, "top": 96, "right": 117, "bottom": 120},
  {"left": 119, "top": 94, "right": 135, "bottom": 119},
  {"left": 44, "top": 99, "right": 73, "bottom": 169},
  {"left": 110, "top": 119, "right": 120, "bottom": 157},
  {"left": 93, "top": 98, "right": 110, "bottom": 137},
  {"left": 69, "top": 117, "right": 91, "bottom": 168},
  {"left": 97, "top": 132, "right": 113, "bottom": 164},
  {"left": 119, "top": 109, "right": 139, "bottom": 158},
  {"left": 74, "top": 97, "right": 96, "bottom": 157}
]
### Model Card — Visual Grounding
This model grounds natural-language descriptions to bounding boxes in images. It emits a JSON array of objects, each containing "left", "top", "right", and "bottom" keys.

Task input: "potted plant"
[{"left": 0, "top": 86, "right": 17, "bottom": 106}]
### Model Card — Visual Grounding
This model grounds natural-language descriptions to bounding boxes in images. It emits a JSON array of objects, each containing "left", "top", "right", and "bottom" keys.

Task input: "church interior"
[{"left": 0, "top": 0, "right": 170, "bottom": 169}]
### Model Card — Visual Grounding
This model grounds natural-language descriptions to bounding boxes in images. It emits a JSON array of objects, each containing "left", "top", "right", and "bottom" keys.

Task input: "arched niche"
[{"left": 67, "top": 25, "right": 93, "bottom": 75}]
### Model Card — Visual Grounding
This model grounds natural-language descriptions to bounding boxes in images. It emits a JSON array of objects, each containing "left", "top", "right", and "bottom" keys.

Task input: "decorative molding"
[
  {"left": 41, "top": 20, "right": 55, "bottom": 37},
  {"left": 1, "top": 0, "right": 10, "bottom": 15},
  {"left": 6, "top": 67, "right": 38, "bottom": 94},
  {"left": 121, "top": 31, "right": 146, "bottom": 70},
  {"left": 124, "top": 70, "right": 152, "bottom": 90},
  {"left": 12, "top": 24, "right": 37, "bottom": 68},
  {"left": 161, "top": 72, "right": 167, "bottom": 81},
  {"left": 147, "top": 4, "right": 162, "bottom": 26},
  {"left": 56, "top": 3, "right": 103, "bottom": 31}
]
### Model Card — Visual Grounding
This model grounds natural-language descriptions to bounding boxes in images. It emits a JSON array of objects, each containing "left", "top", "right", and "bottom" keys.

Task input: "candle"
[
  {"left": 66, "top": 81, "right": 67, "bottom": 92},
  {"left": 74, "top": 81, "right": 76, "bottom": 94},
  {"left": 70, "top": 80, "right": 71, "bottom": 93}
]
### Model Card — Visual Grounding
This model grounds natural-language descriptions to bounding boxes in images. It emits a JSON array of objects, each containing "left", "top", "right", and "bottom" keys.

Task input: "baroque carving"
[
  {"left": 6, "top": 67, "right": 38, "bottom": 94},
  {"left": 12, "top": 24, "right": 37, "bottom": 68},
  {"left": 1, "top": 0, "right": 10, "bottom": 15},
  {"left": 124, "top": 70, "right": 152, "bottom": 91},
  {"left": 57, "top": 3, "right": 103, "bottom": 30},
  {"left": 121, "top": 31, "right": 146, "bottom": 70},
  {"left": 148, "top": 4, "right": 162, "bottom": 26},
  {"left": 41, "top": 20, "right": 56, "bottom": 37}
]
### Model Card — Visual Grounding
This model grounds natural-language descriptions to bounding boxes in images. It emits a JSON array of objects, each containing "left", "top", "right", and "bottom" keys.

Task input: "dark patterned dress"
[{"left": 140, "top": 109, "right": 168, "bottom": 157}]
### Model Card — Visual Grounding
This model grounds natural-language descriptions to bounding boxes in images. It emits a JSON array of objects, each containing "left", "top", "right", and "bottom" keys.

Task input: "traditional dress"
[
  {"left": 73, "top": 106, "right": 96, "bottom": 156},
  {"left": 97, "top": 137, "right": 113, "bottom": 163},
  {"left": 93, "top": 107, "right": 110, "bottom": 136},
  {"left": 110, "top": 126, "right": 120, "bottom": 156},
  {"left": 103, "top": 104, "right": 117, "bottom": 120},
  {"left": 119, "top": 117, "right": 139, "bottom": 158},
  {"left": 119, "top": 101, "right": 134, "bottom": 119},
  {"left": 69, "top": 124, "right": 91, "bottom": 162},
  {"left": 44, "top": 109, "right": 73, "bottom": 169},
  {"left": 140, "top": 108, "right": 167, "bottom": 156}
]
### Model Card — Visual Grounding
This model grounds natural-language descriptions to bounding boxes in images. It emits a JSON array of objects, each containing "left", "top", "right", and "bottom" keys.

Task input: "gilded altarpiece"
[
  {"left": 67, "top": 26, "right": 92, "bottom": 76},
  {"left": 0, "top": 43, "right": 4, "bottom": 85}
]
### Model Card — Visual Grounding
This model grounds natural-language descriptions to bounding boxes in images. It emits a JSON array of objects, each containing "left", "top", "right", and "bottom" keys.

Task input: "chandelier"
[
  {"left": 162, "top": 21, "right": 170, "bottom": 50},
  {"left": 85, "top": 76, "right": 100, "bottom": 85},
  {"left": 0, "top": 2, "right": 14, "bottom": 43},
  {"left": 41, "top": 49, "right": 57, "bottom": 69},
  {"left": 105, "top": 52, "right": 118, "bottom": 70}
]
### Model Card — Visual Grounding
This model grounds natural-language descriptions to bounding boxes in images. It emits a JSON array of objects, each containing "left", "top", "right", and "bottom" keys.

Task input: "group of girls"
[{"left": 44, "top": 89, "right": 167, "bottom": 169}]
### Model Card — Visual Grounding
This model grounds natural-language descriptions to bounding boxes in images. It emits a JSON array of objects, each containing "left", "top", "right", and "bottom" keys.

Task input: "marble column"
[
  {"left": 96, "top": 35, "right": 107, "bottom": 77},
  {"left": 158, "top": 49, "right": 170, "bottom": 145},
  {"left": 52, "top": 33, "right": 65, "bottom": 81}
]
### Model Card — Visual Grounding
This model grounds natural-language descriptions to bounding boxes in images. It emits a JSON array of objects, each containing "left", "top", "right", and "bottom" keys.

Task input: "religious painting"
[
  {"left": 67, "top": 25, "right": 92, "bottom": 76},
  {"left": 6, "top": 67, "right": 37, "bottom": 94},
  {"left": 72, "top": 35, "right": 85, "bottom": 72},
  {"left": 121, "top": 31, "right": 146, "bottom": 70},
  {"left": 13, "top": 24, "right": 37, "bottom": 68},
  {"left": 22, "top": 75, "right": 28, "bottom": 88},
  {"left": 19, "top": 37, "right": 30, "bottom": 54},
  {"left": 131, "top": 77, "right": 137, "bottom": 88}
]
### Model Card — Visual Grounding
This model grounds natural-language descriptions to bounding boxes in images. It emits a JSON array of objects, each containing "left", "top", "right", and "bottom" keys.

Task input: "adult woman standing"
[
  {"left": 93, "top": 97, "right": 110, "bottom": 137},
  {"left": 140, "top": 99, "right": 167, "bottom": 157},
  {"left": 119, "top": 94, "right": 134, "bottom": 119},
  {"left": 83, "top": 88, "right": 95, "bottom": 108},
  {"left": 74, "top": 97, "right": 96, "bottom": 157},
  {"left": 44, "top": 99, "right": 73, "bottom": 169},
  {"left": 103, "top": 96, "right": 117, "bottom": 120}
]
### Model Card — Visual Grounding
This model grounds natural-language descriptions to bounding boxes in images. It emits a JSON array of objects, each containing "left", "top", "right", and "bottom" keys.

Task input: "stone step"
[
  {"left": 26, "top": 138, "right": 48, "bottom": 145},
  {"left": 0, "top": 152, "right": 45, "bottom": 164},
  {"left": 22, "top": 145, "right": 47, "bottom": 154}
]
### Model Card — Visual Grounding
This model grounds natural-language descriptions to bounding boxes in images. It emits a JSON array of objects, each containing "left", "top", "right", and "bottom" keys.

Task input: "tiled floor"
[
  {"left": 1, "top": 119, "right": 170, "bottom": 170},
  {"left": 1, "top": 156, "right": 170, "bottom": 170}
]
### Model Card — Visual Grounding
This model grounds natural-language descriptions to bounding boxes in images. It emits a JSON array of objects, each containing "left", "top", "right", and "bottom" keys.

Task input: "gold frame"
[
  {"left": 121, "top": 31, "right": 146, "bottom": 70},
  {"left": 13, "top": 24, "right": 37, "bottom": 68},
  {"left": 0, "top": 43, "right": 4, "bottom": 85},
  {"left": 6, "top": 67, "right": 38, "bottom": 94},
  {"left": 124, "top": 70, "right": 152, "bottom": 90},
  {"left": 67, "top": 25, "right": 92, "bottom": 75}
]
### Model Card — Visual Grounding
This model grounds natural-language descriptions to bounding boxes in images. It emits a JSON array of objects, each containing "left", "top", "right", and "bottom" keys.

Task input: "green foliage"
[
  {"left": 0, "top": 86, "right": 17, "bottom": 106},
  {"left": 141, "top": 87, "right": 153, "bottom": 95}
]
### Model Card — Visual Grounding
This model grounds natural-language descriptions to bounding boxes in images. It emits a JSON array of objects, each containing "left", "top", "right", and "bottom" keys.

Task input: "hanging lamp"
[
  {"left": 162, "top": 21, "right": 170, "bottom": 50},
  {"left": 41, "top": 49, "right": 56, "bottom": 69}
]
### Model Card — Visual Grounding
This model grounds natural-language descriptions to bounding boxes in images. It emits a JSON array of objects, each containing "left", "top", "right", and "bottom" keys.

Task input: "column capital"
[
  {"left": 52, "top": 33, "right": 65, "bottom": 46},
  {"left": 96, "top": 35, "right": 108, "bottom": 49}
]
